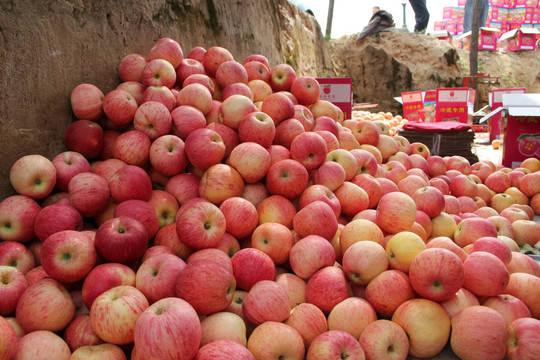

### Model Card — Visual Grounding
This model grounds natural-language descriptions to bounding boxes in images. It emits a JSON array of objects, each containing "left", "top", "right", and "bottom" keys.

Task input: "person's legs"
[
  {"left": 463, "top": 0, "right": 473, "bottom": 33},
  {"left": 409, "top": 0, "right": 430, "bottom": 33},
  {"left": 479, "top": 0, "right": 489, "bottom": 28}
]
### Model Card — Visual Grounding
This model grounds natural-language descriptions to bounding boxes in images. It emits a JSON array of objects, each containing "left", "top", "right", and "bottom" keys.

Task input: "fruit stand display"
[{"left": 1, "top": 37, "right": 540, "bottom": 360}]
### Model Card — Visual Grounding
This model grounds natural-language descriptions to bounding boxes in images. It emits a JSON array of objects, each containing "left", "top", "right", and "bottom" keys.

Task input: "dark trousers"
[{"left": 409, "top": 0, "right": 430, "bottom": 32}]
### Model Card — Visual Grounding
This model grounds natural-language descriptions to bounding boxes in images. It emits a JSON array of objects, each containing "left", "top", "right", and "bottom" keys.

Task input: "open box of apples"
[{"left": 1, "top": 37, "right": 540, "bottom": 360}]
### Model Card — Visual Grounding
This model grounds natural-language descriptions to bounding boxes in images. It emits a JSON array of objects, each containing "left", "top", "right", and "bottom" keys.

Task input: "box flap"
[
  {"left": 503, "top": 93, "right": 540, "bottom": 107},
  {"left": 500, "top": 27, "right": 540, "bottom": 42},
  {"left": 508, "top": 107, "right": 540, "bottom": 116},
  {"left": 499, "top": 29, "right": 519, "bottom": 41},
  {"left": 479, "top": 106, "right": 504, "bottom": 123}
]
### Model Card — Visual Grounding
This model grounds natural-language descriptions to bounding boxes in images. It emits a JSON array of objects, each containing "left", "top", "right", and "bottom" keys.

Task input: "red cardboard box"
[
  {"left": 500, "top": 94, "right": 540, "bottom": 168},
  {"left": 489, "top": 88, "right": 527, "bottom": 142},
  {"left": 458, "top": 27, "right": 501, "bottom": 50},
  {"left": 499, "top": 27, "right": 540, "bottom": 51},
  {"left": 401, "top": 91, "right": 425, "bottom": 121},
  {"left": 435, "top": 88, "right": 474, "bottom": 123},
  {"left": 316, "top": 78, "right": 353, "bottom": 120}
]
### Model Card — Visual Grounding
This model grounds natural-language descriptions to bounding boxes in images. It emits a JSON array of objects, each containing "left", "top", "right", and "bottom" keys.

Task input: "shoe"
[{"left": 414, "top": 28, "right": 426, "bottom": 34}]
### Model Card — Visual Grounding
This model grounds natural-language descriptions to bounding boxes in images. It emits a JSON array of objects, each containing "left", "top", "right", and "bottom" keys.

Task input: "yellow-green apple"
[
  {"left": 16, "top": 277, "right": 75, "bottom": 333},
  {"left": 81, "top": 263, "right": 136, "bottom": 309},
  {"left": 490, "top": 193, "right": 516, "bottom": 213},
  {"left": 176, "top": 58, "right": 204, "bottom": 86},
  {"left": 326, "top": 149, "right": 358, "bottom": 181},
  {"left": 310, "top": 99, "right": 340, "bottom": 122},
  {"left": 177, "top": 83, "right": 213, "bottom": 115},
  {"left": 269, "top": 63, "right": 296, "bottom": 92},
  {"left": 176, "top": 199, "right": 226, "bottom": 250},
  {"left": 408, "top": 247, "right": 464, "bottom": 302},
  {"left": 133, "top": 101, "right": 172, "bottom": 140},
  {"left": 275, "top": 272, "right": 307, "bottom": 308},
  {"left": 327, "top": 297, "right": 376, "bottom": 339},
  {"left": 265, "top": 159, "right": 309, "bottom": 200},
  {"left": 450, "top": 305, "right": 507, "bottom": 360},
  {"left": 376, "top": 192, "right": 417, "bottom": 234},
  {"left": 148, "top": 37, "right": 183, "bottom": 69},
  {"left": 164, "top": 172, "right": 200, "bottom": 206},
  {"left": 497, "top": 235, "right": 520, "bottom": 252},
  {"left": 242, "top": 279, "right": 290, "bottom": 325},
  {"left": 15, "top": 330, "right": 71, "bottom": 360},
  {"left": 350, "top": 149, "right": 378, "bottom": 176},
  {"left": 237, "top": 111, "right": 275, "bottom": 148},
  {"left": 260, "top": 92, "right": 295, "bottom": 126},
  {"left": 482, "top": 294, "right": 531, "bottom": 326},
  {"left": 114, "top": 199, "right": 159, "bottom": 239},
  {"left": 0, "top": 240, "right": 34, "bottom": 275},
  {"left": 200, "top": 311, "right": 247, "bottom": 347},
  {"left": 359, "top": 319, "right": 409, "bottom": 360},
  {"left": 306, "top": 329, "right": 364, "bottom": 360},
  {"left": 248, "top": 79, "right": 272, "bottom": 103},
  {"left": 512, "top": 219, "right": 540, "bottom": 246},
  {"left": 290, "top": 76, "right": 320, "bottom": 106},
  {"left": 63, "top": 314, "right": 104, "bottom": 351},
  {"left": 198, "top": 163, "right": 245, "bottom": 205},
  {"left": 9, "top": 154, "right": 57, "bottom": 199},
  {"left": 247, "top": 321, "right": 305, "bottom": 360},
  {"left": 228, "top": 142, "right": 271, "bottom": 183},
  {"left": 485, "top": 170, "right": 512, "bottom": 194},
  {"left": 289, "top": 235, "right": 336, "bottom": 280},
  {"left": 392, "top": 298, "right": 450, "bottom": 358},
  {"left": 340, "top": 218, "right": 385, "bottom": 254},
  {"left": 184, "top": 128, "right": 226, "bottom": 170},
  {"left": 112, "top": 129, "right": 151, "bottom": 167},
  {"left": 487, "top": 215, "right": 515, "bottom": 238},
  {"left": 40, "top": 229, "right": 96, "bottom": 283},
  {"left": 52, "top": 151, "right": 92, "bottom": 192},
  {"left": 251, "top": 222, "right": 294, "bottom": 266},
  {"left": 94, "top": 216, "right": 149, "bottom": 265},
  {"left": 102, "top": 89, "right": 138, "bottom": 127},
  {"left": 256, "top": 194, "right": 297, "bottom": 228},
  {"left": 333, "top": 181, "right": 369, "bottom": 218},
  {"left": 385, "top": 231, "right": 426, "bottom": 273},
  {"left": 0, "top": 266, "right": 27, "bottom": 316},
  {"left": 365, "top": 269, "right": 415, "bottom": 318},
  {"left": 284, "top": 302, "right": 328, "bottom": 350},
  {"left": 0, "top": 315, "right": 18, "bottom": 359},
  {"left": 521, "top": 157, "right": 540, "bottom": 172},
  {"left": 430, "top": 212, "right": 457, "bottom": 238},
  {"left": 293, "top": 104, "right": 314, "bottom": 131},
  {"left": 293, "top": 200, "right": 338, "bottom": 241},
  {"left": 141, "top": 58, "right": 176, "bottom": 88},
  {"left": 135, "top": 253, "right": 186, "bottom": 304},
  {"left": 504, "top": 187, "right": 529, "bottom": 206},
  {"left": 218, "top": 94, "right": 258, "bottom": 130},
  {"left": 439, "top": 287, "right": 479, "bottom": 318},
  {"left": 407, "top": 142, "right": 429, "bottom": 159},
  {"left": 463, "top": 251, "right": 509, "bottom": 297},
  {"left": 197, "top": 339, "right": 255, "bottom": 360},
  {"left": 342, "top": 240, "right": 388, "bottom": 286},
  {"left": 70, "top": 343, "right": 126, "bottom": 360},
  {"left": 90, "top": 285, "right": 148, "bottom": 345},
  {"left": 147, "top": 190, "right": 179, "bottom": 229},
  {"left": 425, "top": 236, "right": 468, "bottom": 262},
  {"left": 305, "top": 266, "right": 352, "bottom": 315},
  {"left": 506, "top": 317, "right": 540, "bottom": 360},
  {"left": 454, "top": 217, "right": 498, "bottom": 248},
  {"left": 70, "top": 83, "right": 105, "bottom": 120},
  {"left": 176, "top": 259, "right": 236, "bottom": 315},
  {"left": 506, "top": 251, "right": 540, "bottom": 276},
  {"left": 289, "top": 132, "right": 328, "bottom": 171},
  {"left": 67, "top": 171, "right": 110, "bottom": 218},
  {"left": 141, "top": 85, "right": 177, "bottom": 111},
  {"left": 0, "top": 195, "right": 41, "bottom": 243},
  {"left": 219, "top": 196, "right": 258, "bottom": 239},
  {"left": 469, "top": 236, "right": 512, "bottom": 265},
  {"left": 170, "top": 104, "right": 206, "bottom": 141},
  {"left": 450, "top": 174, "right": 477, "bottom": 198},
  {"left": 273, "top": 118, "right": 305, "bottom": 149},
  {"left": 298, "top": 184, "right": 341, "bottom": 219},
  {"left": 231, "top": 248, "right": 276, "bottom": 291},
  {"left": 504, "top": 272, "right": 540, "bottom": 318},
  {"left": 133, "top": 297, "right": 200, "bottom": 360}
]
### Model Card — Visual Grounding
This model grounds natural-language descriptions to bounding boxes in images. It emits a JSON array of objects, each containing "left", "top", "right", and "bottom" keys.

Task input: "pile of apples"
[
  {"left": 1, "top": 36, "right": 540, "bottom": 360},
  {"left": 351, "top": 110, "right": 408, "bottom": 137}
]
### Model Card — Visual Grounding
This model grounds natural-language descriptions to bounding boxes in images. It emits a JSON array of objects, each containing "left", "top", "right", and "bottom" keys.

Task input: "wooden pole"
[
  {"left": 469, "top": 0, "right": 481, "bottom": 89},
  {"left": 325, "top": 0, "right": 334, "bottom": 40}
]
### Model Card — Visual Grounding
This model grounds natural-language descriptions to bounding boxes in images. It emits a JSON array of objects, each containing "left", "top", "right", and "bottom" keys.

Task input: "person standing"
[
  {"left": 356, "top": 7, "right": 395, "bottom": 41},
  {"left": 463, "top": 0, "right": 489, "bottom": 33},
  {"left": 409, "top": 0, "right": 430, "bottom": 34}
]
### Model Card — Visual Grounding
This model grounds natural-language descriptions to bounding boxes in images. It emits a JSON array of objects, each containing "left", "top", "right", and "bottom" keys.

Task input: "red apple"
[
  {"left": 9, "top": 154, "right": 57, "bottom": 199},
  {"left": 117, "top": 54, "right": 148, "bottom": 83},
  {"left": 231, "top": 248, "right": 276, "bottom": 291},
  {"left": 307, "top": 330, "right": 364, "bottom": 360},
  {"left": 70, "top": 83, "right": 104, "bottom": 121},
  {"left": 81, "top": 263, "right": 136, "bottom": 310}
]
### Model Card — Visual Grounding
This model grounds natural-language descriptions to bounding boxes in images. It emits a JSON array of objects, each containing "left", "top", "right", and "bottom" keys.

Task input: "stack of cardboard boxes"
[{"left": 432, "top": 0, "right": 540, "bottom": 51}]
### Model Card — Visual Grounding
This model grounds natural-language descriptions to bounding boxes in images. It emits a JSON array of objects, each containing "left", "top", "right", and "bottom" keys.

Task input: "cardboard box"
[
  {"left": 501, "top": 94, "right": 540, "bottom": 168},
  {"left": 428, "top": 30, "right": 453, "bottom": 43},
  {"left": 443, "top": 6, "right": 465, "bottom": 20},
  {"left": 489, "top": 88, "right": 527, "bottom": 142},
  {"left": 433, "top": 21, "right": 445, "bottom": 31},
  {"left": 435, "top": 88, "right": 474, "bottom": 123},
  {"left": 499, "top": 27, "right": 540, "bottom": 51},
  {"left": 508, "top": 7, "right": 526, "bottom": 22},
  {"left": 316, "top": 78, "right": 353, "bottom": 120},
  {"left": 458, "top": 27, "right": 501, "bottom": 50},
  {"left": 401, "top": 91, "right": 425, "bottom": 121}
]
